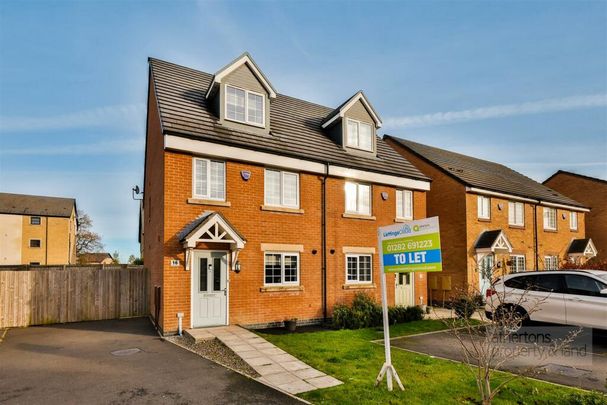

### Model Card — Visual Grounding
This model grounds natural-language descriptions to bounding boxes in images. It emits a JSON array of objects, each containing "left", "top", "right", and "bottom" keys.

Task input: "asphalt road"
[
  {"left": 390, "top": 325, "right": 607, "bottom": 392},
  {"left": 0, "top": 318, "right": 302, "bottom": 404}
]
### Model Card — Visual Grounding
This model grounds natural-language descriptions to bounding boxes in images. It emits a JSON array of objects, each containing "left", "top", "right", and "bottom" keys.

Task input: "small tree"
[
  {"left": 112, "top": 251, "right": 120, "bottom": 264},
  {"left": 76, "top": 211, "right": 103, "bottom": 255},
  {"left": 440, "top": 262, "right": 580, "bottom": 405},
  {"left": 127, "top": 255, "right": 144, "bottom": 265}
]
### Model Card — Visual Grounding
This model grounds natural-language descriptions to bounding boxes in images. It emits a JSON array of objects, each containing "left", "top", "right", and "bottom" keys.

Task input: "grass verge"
[{"left": 259, "top": 320, "right": 597, "bottom": 404}]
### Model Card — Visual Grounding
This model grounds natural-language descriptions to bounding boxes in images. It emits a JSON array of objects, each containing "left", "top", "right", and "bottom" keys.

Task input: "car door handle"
[{"left": 567, "top": 297, "right": 582, "bottom": 301}]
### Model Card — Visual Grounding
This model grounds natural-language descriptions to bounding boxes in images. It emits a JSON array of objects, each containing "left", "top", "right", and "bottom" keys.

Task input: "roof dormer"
[
  {"left": 321, "top": 91, "right": 382, "bottom": 156},
  {"left": 205, "top": 52, "right": 277, "bottom": 134}
]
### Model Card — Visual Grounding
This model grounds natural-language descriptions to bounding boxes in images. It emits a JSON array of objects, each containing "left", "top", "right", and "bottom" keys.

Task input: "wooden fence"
[{"left": 0, "top": 265, "right": 148, "bottom": 328}]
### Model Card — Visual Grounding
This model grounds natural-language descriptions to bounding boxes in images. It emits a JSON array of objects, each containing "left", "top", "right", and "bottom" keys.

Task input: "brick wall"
[
  {"left": 159, "top": 150, "right": 427, "bottom": 333},
  {"left": 142, "top": 75, "right": 165, "bottom": 328},
  {"left": 544, "top": 173, "right": 604, "bottom": 260}
]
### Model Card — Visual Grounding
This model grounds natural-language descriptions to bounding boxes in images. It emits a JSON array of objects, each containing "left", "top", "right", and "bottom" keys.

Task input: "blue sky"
[{"left": 1, "top": 0, "right": 605, "bottom": 260}]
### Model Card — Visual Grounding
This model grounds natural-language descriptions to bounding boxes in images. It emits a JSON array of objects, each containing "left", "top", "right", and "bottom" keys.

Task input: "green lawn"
[{"left": 258, "top": 320, "right": 596, "bottom": 405}]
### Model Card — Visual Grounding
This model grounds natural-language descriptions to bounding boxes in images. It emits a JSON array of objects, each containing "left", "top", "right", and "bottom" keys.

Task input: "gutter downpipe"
[
  {"left": 322, "top": 163, "right": 329, "bottom": 321},
  {"left": 533, "top": 205, "right": 539, "bottom": 270}
]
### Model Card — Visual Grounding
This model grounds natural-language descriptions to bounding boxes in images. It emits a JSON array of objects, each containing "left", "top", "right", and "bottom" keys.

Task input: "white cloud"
[
  {"left": 2, "top": 138, "right": 143, "bottom": 156},
  {"left": 384, "top": 93, "right": 607, "bottom": 128},
  {"left": 0, "top": 103, "right": 146, "bottom": 132}
]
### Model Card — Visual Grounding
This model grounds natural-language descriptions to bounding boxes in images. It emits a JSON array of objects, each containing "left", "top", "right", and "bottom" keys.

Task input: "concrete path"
[
  {"left": 425, "top": 306, "right": 484, "bottom": 321},
  {"left": 0, "top": 318, "right": 302, "bottom": 404},
  {"left": 186, "top": 326, "right": 341, "bottom": 395}
]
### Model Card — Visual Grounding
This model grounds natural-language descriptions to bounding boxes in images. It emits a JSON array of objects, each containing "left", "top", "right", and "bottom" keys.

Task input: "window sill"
[
  {"left": 394, "top": 218, "right": 413, "bottom": 223},
  {"left": 477, "top": 218, "right": 491, "bottom": 222},
  {"left": 570, "top": 229, "right": 579, "bottom": 233},
  {"left": 342, "top": 283, "right": 376, "bottom": 290},
  {"left": 187, "top": 198, "right": 231, "bottom": 207},
  {"left": 508, "top": 225, "right": 525, "bottom": 230},
  {"left": 543, "top": 228, "right": 558, "bottom": 233},
  {"left": 260, "top": 205, "right": 304, "bottom": 214},
  {"left": 342, "top": 213, "right": 376, "bottom": 221},
  {"left": 260, "top": 285, "right": 303, "bottom": 293}
]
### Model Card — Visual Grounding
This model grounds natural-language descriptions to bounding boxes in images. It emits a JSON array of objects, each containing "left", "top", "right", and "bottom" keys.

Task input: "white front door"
[
  {"left": 478, "top": 254, "right": 494, "bottom": 297},
  {"left": 395, "top": 272, "right": 414, "bottom": 306},
  {"left": 192, "top": 251, "right": 228, "bottom": 328}
]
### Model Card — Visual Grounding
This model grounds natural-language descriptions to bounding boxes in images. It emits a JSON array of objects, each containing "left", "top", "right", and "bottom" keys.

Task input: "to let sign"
[{"left": 379, "top": 216, "right": 442, "bottom": 273}]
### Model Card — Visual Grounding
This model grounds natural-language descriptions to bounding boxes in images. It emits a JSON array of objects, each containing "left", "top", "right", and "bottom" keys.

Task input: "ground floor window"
[
  {"left": 346, "top": 254, "right": 372, "bottom": 284},
  {"left": 264, "top": 252, "right": 299, "bottom": 285},
  {"left": 545, "top": 255, "right": 559, "bottom": 270},
  {"left": 510, "top": 255, "right": 526, "bottom": 272}
]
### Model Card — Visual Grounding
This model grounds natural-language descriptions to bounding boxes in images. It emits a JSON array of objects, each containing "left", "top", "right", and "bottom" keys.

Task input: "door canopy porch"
[
  {"left": 567, "top": 238, "right": 597, "bottom": 259},
  {"left": 178, "top": 211, "right": 246, "bottom": 271},
  {"left": 474, "top": 229, "right": 512, "bottom": 254}
]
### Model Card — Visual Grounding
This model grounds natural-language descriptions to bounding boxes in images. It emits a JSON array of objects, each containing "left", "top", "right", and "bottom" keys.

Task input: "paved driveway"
[
  {"left": 0, "top": 318, "right": 302, "bottom": 404},
  {"left": 390, "top": 326, "right": 607, "bottom": 392}
]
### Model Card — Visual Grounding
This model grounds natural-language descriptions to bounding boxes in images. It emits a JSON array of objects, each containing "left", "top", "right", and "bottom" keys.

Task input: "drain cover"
[{"left": 111, "top": 348, "right": 142, "bottom": 356}]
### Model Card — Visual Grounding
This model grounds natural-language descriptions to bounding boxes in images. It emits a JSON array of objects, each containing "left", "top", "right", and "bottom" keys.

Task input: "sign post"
[{"left": 375, "top": 216, "right": 442, "bottom": 391}]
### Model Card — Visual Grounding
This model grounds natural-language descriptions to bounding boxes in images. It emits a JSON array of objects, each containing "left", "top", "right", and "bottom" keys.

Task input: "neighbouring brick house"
[
  {"left": 142, "top": 53, "right": 431, "bottom": 334},
  {"left": 0, "top": 193, "right": 78, "bottom": 265},
  {"left": 543, "top": 170, "right": 605, "bottom": 261},
  {"left": 78, "top": 252, "right": 114, "bottom": 265},
  {"left": 384, "top": 137, "right": 595, "bottom": 297}
]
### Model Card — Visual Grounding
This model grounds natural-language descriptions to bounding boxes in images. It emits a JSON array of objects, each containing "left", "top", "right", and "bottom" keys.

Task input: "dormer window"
[
  {"left": 346, "top": 119, "right": 373, "bottom": 151},
  {"left": 226, "top": 85, "right": 265, "bottom": 127}
]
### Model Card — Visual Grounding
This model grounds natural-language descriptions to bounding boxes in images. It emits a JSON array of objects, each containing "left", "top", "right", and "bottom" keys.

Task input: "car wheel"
[{"left": 495, "top": 306, "right": 528, "bottom": 334}]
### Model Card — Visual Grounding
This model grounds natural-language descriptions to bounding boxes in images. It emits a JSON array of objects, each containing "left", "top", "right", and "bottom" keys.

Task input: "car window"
[
  {"left": 534, "top": 274, "right": 565, "bottom": 293},
  {"left": 564, "top": 275, "right": 606, "bottom": 297},
  {"left": 505, "top": 275, "right": 532, "bottom": 289}
]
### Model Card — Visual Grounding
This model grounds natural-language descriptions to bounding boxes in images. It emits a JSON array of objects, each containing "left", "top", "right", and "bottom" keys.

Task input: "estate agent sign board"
[{"left": 375, "top": 217, "right": 443, "bottom": 391}]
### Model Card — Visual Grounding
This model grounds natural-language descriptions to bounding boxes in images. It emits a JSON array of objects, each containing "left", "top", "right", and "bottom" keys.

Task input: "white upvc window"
[
  {"left": 346, "top": 254, "right": 372, "bottom": 284},
  {"left": 225, "top": 85, "right": 265, "bottom": 127},
  {"left": 345, "top": 182, "right": 371, "bottom": 216},
  {"left": 570, "top": 212, "right": 578, "bottom": 230},
  {"left": 345, "top": 119, "right": 373, "bottom": 151},
  {"left": 510, "top": 255, "right": 526, "bottom": 272},
  {"left": 264, "top": 252, "right": 299, "bottom": 285},
  {"left": 508, "top": 201, "right": 525, "bottom": 226},
  {"left": 477, "top": 195, "right": 490, "bottom": 219},
  {"left": 396, "top": 189, "right": 413, "bottom": 220},
  {"left": 543, "top": 207, "right": 557, "bottom": 230},
  {"left": 264, "top": 169, "right": 299, "bottom": 208},
  {"left": 545, "top": 255, "right": 559, "bottom": 270},
  {"left": 193, "top": 158, "right": 226, "bottom": 201}
]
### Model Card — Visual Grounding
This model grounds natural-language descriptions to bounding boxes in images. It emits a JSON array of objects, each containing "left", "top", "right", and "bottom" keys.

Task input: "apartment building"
[{"left": 0, "top": 193, "right": 78, "bottom": 265}]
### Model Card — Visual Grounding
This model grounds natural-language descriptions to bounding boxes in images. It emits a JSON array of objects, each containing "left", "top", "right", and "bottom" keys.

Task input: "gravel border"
[{"left": 165, "top": 335, "right": 260, "bottom": 378}]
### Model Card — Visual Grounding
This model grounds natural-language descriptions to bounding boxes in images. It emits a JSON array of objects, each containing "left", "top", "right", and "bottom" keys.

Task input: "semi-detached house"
[
  {"left": 385, "top": 137, "right": 595, "bottom": 298},
  {"left": 142, "top": 53, "right": 431, "bottom": 334}
]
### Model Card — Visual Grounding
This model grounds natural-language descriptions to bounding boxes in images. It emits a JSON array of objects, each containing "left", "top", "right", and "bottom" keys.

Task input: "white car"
[{"left": 485, "top": 270, "right": 607, "bottom": 331}]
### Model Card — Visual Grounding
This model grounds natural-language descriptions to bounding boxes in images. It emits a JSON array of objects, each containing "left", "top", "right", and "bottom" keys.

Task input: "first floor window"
[
  {"left": 264, "top": 252, "right": 299, "bottom": 285},
  {"left": 543, "top": 207, "right": 557, "bottom": 230},
  {"left": 477, "top": 195, "right": 490, "bottom": 219},
  {"left": 30, "top": 239, "right": 41, "bottom": 248},
  {"left": 193, "top": 158, "right": 225, "bottom": 200},
  {"left": 570, "top": 212, "right": 578, "bottom": 230},
  {"left": 508, "top": 201, "right": 524, "bottom": 226},
  {"left": 510, "top": 255, "right": 526, "bottom": 272},
  {"left": 30, "top": 216, "right": 41, "bottom": 225},
  {"left": 346, "top": 254, "right": 372, "bottom": 284},
  {"left": 545, "top": 256, "right": 559, "bottom": 270},
  {"left": 345, "top": 182, "right": 371, "bottom": 216},
  {"left": 396, "top": 189, "right": 413, "bottom": 220},
  {"left": 264, "top": 169, "right": 299, "bottom": 208}
]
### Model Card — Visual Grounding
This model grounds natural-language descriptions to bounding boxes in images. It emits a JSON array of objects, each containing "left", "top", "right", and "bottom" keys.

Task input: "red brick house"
[
  {"left": 543, "top": 170, "right": 605, "bottom": 261},
  {"left": 142, "top": 53, "right": 431, "bottom": 334},
  {"left": 385, "top": 137, "right": 594, "bottom": 298}
]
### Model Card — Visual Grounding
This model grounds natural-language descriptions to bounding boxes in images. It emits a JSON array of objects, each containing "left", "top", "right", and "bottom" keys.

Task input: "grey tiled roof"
[
  {"left": 385, "top": 136, "right": 585, "bottom": 208},
  {"left": 148, "top": 58, "right": 429, "bottom": 181},
  {"left": 0, "top": 193, "right": 76, "bottom": 218}
]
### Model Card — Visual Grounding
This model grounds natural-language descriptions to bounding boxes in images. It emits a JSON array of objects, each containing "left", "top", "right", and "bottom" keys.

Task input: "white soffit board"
[{"left": 165, "top": 135, "right": 430, "bottom": 190}]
